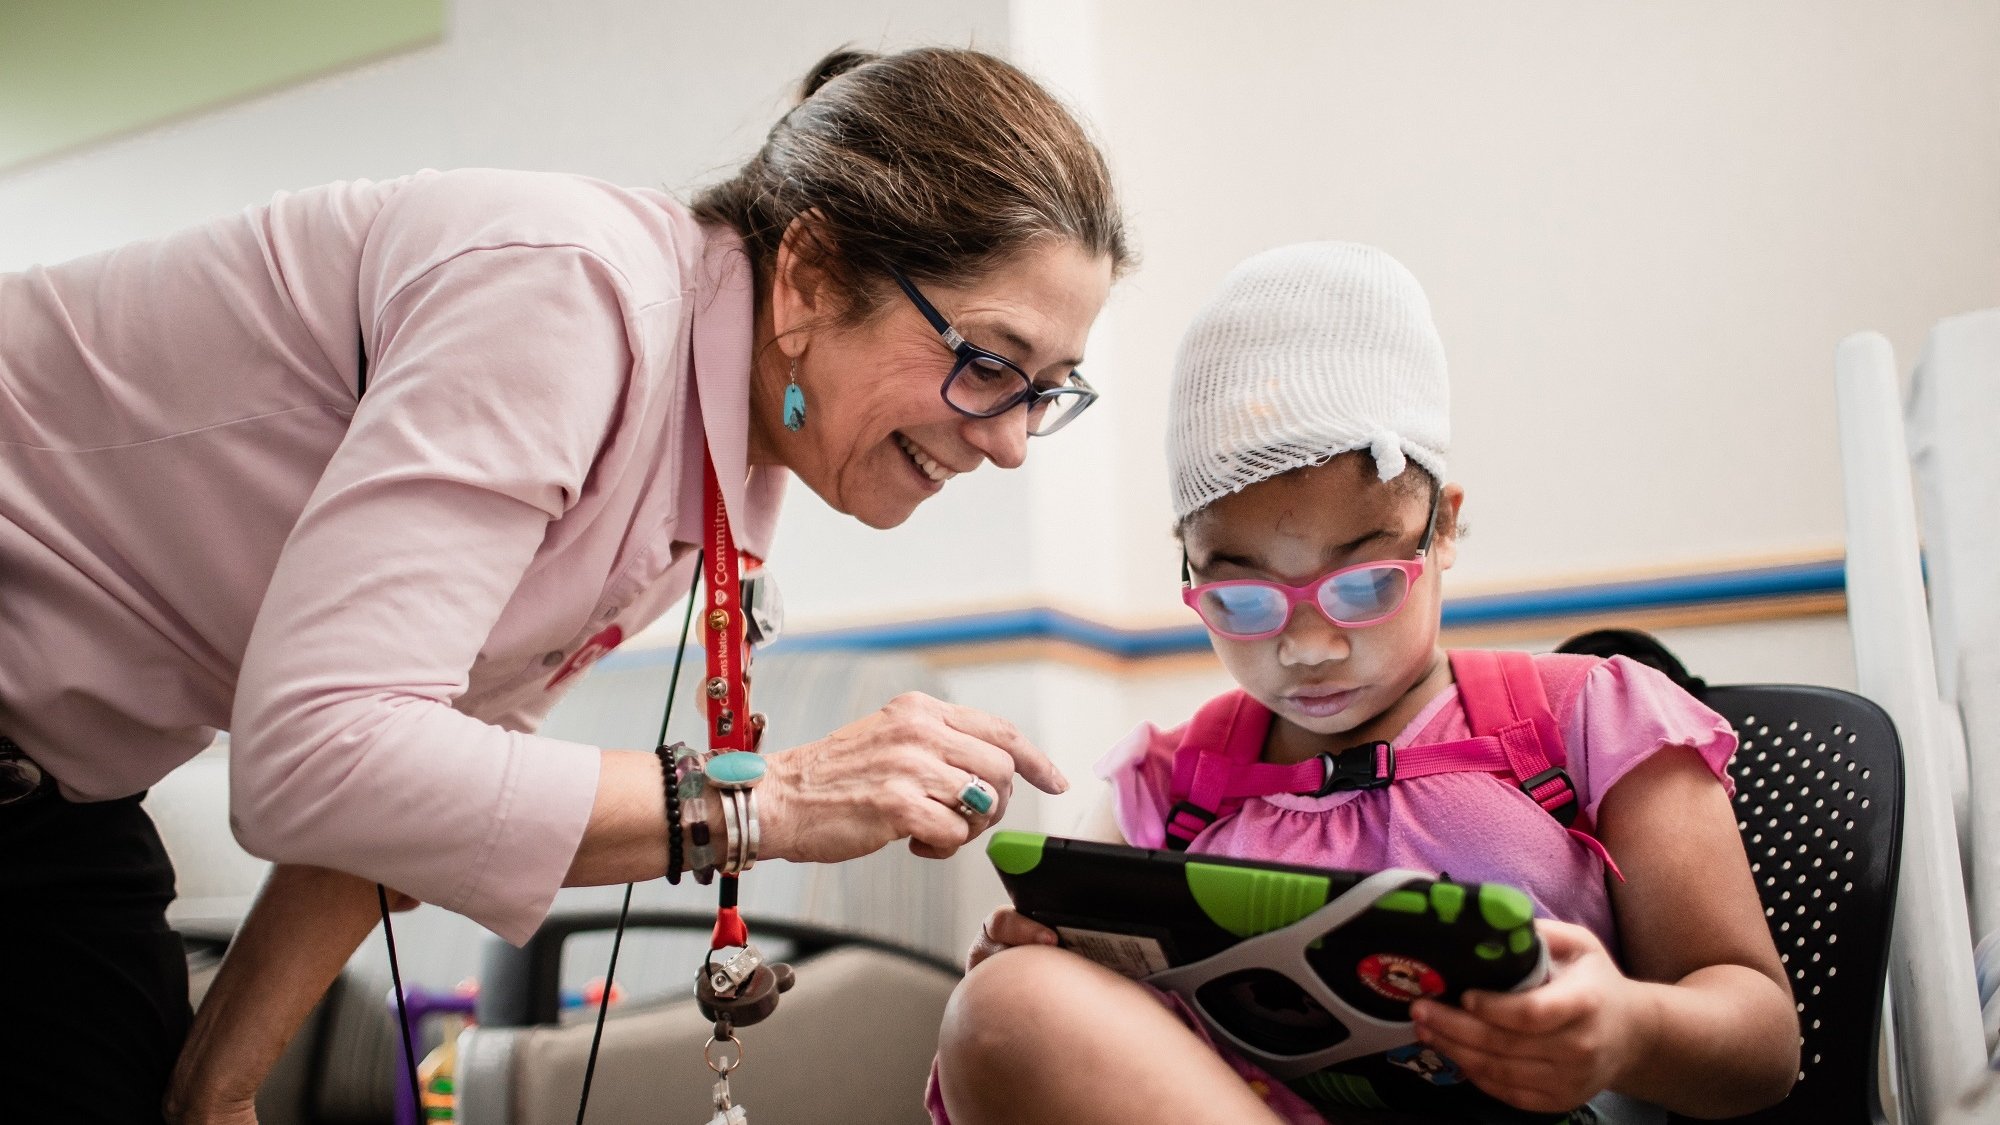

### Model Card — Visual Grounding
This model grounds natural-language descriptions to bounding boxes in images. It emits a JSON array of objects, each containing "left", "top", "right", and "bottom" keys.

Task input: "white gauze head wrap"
[{"left": 1167, "top": 242, "right": 1449, "bottom": 522}]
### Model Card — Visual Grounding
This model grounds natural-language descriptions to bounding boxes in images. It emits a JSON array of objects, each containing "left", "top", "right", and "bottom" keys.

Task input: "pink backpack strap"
[
  {"left": 1450, "top": 649, "right": 1578, "bottom": 826},
  {"left": 1450, "top": 649, "right": 1624, "bottom": 880},
  {"left": 1164, "top": 693, "right": 1271, "bottom": 848},
  {"left": 1164, "top": 691, "right": 1497, "bottom": 849}
]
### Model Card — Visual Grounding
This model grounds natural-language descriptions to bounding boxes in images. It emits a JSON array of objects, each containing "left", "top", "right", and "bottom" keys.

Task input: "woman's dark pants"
[{"left": 1, "top": 784, "right": 193, "bottom": 1123}]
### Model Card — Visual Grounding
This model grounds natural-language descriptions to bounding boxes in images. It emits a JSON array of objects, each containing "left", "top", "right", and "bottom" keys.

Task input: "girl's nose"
[{"left": 1276, "top": 600, "right": 1352, "bottom": 666}]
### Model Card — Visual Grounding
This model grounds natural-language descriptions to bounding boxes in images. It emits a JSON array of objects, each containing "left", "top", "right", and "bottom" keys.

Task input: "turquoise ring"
[{"left": 954, "top": 776, "right": 998, "bottom": 818}]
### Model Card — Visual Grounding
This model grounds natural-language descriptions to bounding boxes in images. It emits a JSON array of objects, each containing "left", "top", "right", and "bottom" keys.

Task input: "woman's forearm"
[
  {"left": 565, "top": 695, "right": 1067, "bottom": 885},
  {"left": 166, "top": 864, "right": 391, "bottom": 1121},
  {"left": 1615, "top": 965, "right": 1799, "bottom": 1117},
  {"left": 562, "top": 748, "right": 719, "bottom": 886}
]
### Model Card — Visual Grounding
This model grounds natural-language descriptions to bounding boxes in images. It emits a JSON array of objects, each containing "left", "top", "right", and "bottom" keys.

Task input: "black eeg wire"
[
  {"left": 379, "top": 883, "right": 423, "bottom": 1111},
  {"left": 575, "top": 551, "right": 704, "bottom": 1123},
  {"left": 376, "top": 553, "right": 706, "bottom": 1124}
]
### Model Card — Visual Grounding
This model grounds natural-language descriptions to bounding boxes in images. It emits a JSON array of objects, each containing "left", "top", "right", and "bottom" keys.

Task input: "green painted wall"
[{"left": 0, "top": 0, "right": 445, "bottom": 170}]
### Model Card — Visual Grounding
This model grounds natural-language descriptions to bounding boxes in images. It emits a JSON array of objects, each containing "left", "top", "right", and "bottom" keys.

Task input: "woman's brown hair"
[{"left": 694, "top": 46, "right": 1131, "bottom": 321}]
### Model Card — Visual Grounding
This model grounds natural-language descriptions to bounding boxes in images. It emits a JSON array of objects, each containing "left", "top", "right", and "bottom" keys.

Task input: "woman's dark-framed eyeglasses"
[
  {"left": 889, "top": 267, "right": 1098, "bottom": 437},
  {"left": 1181, "top": 486, "right": 1444, "bottom": 640}
]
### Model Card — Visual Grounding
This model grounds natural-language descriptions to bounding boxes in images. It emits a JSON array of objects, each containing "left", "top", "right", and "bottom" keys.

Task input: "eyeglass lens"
[
  {"left": 944, "top": 354, "right": 1089, "bottom": 435},
  {"left": 1193, "top": 565, "right": 1413, "bottom": 637}
]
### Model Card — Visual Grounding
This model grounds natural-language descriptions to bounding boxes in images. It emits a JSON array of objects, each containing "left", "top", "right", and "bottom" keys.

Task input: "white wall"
[
  {"left": 11, "top": 2, "right": 1990, "bottom": 636},
  {"left": 1026, "top": 0, "right": 2000, "bottom": 627}
]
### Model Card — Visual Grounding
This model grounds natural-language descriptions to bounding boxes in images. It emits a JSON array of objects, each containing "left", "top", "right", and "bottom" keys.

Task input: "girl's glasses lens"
[
  {"left": 1318, "top": 565, "right": 1411, "bottom": 625},
  {"left": 1197, "top": 586, "right": 1287, "bottom": 637}
]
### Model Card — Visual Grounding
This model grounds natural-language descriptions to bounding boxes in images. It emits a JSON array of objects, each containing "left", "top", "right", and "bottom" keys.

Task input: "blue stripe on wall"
[
  {"left": 782, "top": 558, "right": 1846, "bottom": 658},
  {"left": 597, "top": 558, "right": 1845, "bottom": 669}
]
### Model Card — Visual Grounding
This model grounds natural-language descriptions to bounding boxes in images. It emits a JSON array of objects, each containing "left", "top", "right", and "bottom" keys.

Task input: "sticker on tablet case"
[
  {"left": 1385, "top": 1043, "right": 1468, "bottom": 1086},
  {"left": 1357, "top": 953, "right": 1445, "bottom": 1002},
  {"left": 1057, "top": 927, "right": 1171, "bottom": 978}
]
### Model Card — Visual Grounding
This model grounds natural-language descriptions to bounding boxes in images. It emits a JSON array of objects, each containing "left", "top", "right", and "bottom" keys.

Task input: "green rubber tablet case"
[{"left": 989, "top": 831, "right": 1550, "bottom": 1115}]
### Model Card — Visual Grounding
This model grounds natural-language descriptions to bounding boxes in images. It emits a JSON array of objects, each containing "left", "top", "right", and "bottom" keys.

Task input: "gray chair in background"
[{"left": 455, "top": 912, "right": 959, "bottom": 1125}]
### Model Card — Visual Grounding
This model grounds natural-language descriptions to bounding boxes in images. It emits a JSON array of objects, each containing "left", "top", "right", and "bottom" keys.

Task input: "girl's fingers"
[
  {"left": 1459, "top": 964, "right": 1595, "bottom": 1034},
  {"left": 1414, "top": 999, "right": 1570, "bottom": 1067},
  {"left": 1535, "top": 918, "right": 1604, "bottom": 961},
  {"left": 1413, "top": 1000, "right": 1519, "bottom": 1059},
  {"left": 986, "top": 907, "right": 1059, "bottom": 947},
  {"left": 966, "top": 908, "right": 1059, "bottom": 971}
]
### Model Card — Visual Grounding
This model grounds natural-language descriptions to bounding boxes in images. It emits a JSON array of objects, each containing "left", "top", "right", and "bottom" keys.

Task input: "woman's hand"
[
  {"left": 966, "top": 906, "right": 1061, "bottom": 970},
  {"left": 758, "top": 693, "right": 1067, "bottom": 863},
  {"left": 164, "top": 867, "right": 407, "bottom": 1125},
  {"left": 1409, "top": 920, "right": 1647, "bottom": 1114}
]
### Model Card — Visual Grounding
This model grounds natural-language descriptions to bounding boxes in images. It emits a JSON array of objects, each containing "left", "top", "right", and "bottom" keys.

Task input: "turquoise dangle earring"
[{"left": 782, "top": 356, "right": 808, "bottom": 432}]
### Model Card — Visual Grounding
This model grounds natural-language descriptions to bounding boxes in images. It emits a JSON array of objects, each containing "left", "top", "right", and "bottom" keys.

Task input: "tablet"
[{"left": 988, "top": 831, "right": 1550, "bottom": 1113}]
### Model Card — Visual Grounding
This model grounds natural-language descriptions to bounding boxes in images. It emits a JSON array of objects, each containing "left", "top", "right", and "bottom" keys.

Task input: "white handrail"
[
  {"left": 1834, "top": 332, "right": 1989, "bottom": 1123},
  {"left": 1909, "top": 311, "right": 2000, "bottom": 942}
]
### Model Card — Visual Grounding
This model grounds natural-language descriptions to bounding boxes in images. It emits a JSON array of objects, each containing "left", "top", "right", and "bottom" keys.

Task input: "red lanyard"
[
  {"left": 704, "top": 450, "right": 754, "bottom": 949},
  {"left": 703, "top": 451, "right": 752, "bottom": 754}
]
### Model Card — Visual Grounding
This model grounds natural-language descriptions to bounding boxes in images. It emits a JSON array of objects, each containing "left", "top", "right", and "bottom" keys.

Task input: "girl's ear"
[{"left": 1434, "top": 483, "right": 1466, "bottom": 571}]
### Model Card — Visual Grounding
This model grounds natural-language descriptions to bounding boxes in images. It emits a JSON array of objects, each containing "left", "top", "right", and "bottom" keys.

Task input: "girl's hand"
[
  {"left": 966, "top": 906, "right": 1060, "bottom": 970},
  {"left": 1409, "top": 919, "right": 1648, "bottom": 1114},
  {"left": 758, "top": 693, "right": 1067, "bottom": 863}
]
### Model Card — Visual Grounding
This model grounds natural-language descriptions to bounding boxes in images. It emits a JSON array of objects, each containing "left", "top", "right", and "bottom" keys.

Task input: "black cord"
[
  {"left": 576, "top": 552, "right": 704, "bottom": 1123},
  {"left": 378, "top": 885, "right": 423, "bottom": 1112}
]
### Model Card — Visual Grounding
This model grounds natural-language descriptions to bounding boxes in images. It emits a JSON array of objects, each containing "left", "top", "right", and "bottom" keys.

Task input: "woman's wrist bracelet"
[
  {"left": 655, "top": 744, "right": 684, "bottom": 884},
  {"left": 671, "top": 745, "right": 719, "bottom": 883}
]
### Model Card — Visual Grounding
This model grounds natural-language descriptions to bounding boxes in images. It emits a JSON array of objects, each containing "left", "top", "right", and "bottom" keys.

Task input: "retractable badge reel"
[{"left": 694, "top": 455, "right": 793, "bottom": 1124}]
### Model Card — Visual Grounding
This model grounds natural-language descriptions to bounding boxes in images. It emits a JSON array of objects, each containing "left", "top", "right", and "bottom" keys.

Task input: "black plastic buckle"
[
  {"left": 1521, "top": 766, "right": 1579, "bottom": 827},
  {"left": 1312, "top": 741, "right": 1395, "bottom": 796},
  {"left": 1163, "top": 801, "right": 1219, "bottom": 850}
]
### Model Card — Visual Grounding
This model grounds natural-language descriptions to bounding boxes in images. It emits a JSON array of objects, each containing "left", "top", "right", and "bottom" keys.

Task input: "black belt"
[{"left": 0, "top": 735, "right": 50, "bottom": 807}]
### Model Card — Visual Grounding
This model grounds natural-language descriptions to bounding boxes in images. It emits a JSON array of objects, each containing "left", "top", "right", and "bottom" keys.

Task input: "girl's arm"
[
  {"left": 1412, "top": 747, "right": 1798, "bottom": 1117},
  {"left": 1592, "top": 745, "right": 1798, "bottom": 1110}
]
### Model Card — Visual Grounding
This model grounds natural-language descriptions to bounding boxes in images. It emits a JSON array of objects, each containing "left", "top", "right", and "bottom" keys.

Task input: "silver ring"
[{"left": 954, "top": 776, "right": 998, "bottom": 818}]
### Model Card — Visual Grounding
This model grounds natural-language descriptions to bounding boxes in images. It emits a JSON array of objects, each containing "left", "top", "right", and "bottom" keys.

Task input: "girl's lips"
[{"left": 1286, "top": 688, "right": 1357, "bottom": 719}]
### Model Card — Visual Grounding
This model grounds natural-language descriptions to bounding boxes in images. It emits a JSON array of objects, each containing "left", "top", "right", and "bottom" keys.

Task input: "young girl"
[{"left": 930, "top": 244, "right": 1798, "bottom": 1124}]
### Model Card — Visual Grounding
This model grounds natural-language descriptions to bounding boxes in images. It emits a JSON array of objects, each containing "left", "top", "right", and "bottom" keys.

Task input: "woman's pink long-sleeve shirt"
[{"left": 0, "top": 168, "right": 785, "bottom": 941}]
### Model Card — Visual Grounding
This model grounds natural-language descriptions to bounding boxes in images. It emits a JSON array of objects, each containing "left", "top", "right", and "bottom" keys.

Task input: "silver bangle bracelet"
[
  {"left": 718, "top": 788, "right": 759, "bottom": 875},
  {"left": 717, "top": 787, "right": 742, "bottom": 875},
  {"left": 740, "top": 789, "right": 759, "bottom": 872}
]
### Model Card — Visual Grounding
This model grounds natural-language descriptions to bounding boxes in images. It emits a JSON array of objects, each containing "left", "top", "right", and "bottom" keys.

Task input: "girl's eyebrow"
[
  {"left": 1198, "top": 548, "right": 1263, "bottom": 571},
  {"left": 1324, "top": 527, "right": 1394, "bottom": 562},
  {"left": 1197, "top": 526, "right": 1397, "bottom": 575}
]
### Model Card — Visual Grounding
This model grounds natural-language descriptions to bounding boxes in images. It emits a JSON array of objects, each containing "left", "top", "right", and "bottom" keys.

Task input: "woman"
[{"left": 0, "top": 47, "right": 1129, "bottom": 1122}]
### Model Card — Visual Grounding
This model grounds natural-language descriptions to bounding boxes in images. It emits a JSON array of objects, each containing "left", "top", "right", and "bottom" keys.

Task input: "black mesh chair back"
[
  {"left": 1693, "top": 684, "right": 1903, "bottom": 1125},
  {"left": 1557, "top": 632, "right": 1904, "bottom": 1123}
]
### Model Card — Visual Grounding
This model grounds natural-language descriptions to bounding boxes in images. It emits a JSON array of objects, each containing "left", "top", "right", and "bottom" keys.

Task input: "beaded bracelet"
[{"left": 655, "top": 744, "right": 684, "bottom": 884}]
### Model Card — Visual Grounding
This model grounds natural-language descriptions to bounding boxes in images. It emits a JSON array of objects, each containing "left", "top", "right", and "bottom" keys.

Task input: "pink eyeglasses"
[{"left": 1182, "top": 488, "right": 1441, "bottom": 640}]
